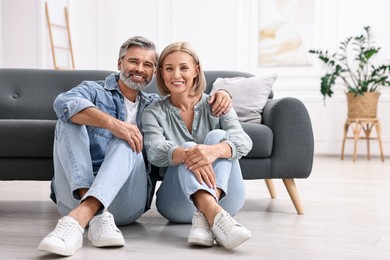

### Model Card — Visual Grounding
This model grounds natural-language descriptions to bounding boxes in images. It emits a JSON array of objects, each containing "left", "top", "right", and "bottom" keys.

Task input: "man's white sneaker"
[
  {"left": 188, "top": 210, "right": 214, "bottom": 246},
  {"left": 88, "top": 211, "right": 125, "bottom": 247},
  {"left": 211, "top": 210, "right": 251, "bottom": 250},
  {"left": 37, "top": 216, "right": 84, "bottom": 256}
]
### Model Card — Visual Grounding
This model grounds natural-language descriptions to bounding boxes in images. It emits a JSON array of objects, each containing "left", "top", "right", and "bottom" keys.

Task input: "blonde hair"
[{"left": 156, "top": 42, "right": 206, "bottom": 96}]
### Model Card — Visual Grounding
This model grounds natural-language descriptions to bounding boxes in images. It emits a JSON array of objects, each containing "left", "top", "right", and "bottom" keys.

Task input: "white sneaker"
[
  {"left": 88, "top": 211, "right": 125, "bottom": 247},
  {"left": 188, "top": 210, "right": 214, "bottom": 246},
  {"left": 37, "top": 216, "right": 84, "bottom": 256},
  {"left": 211, "top": 210, "right": 252, "bottom": 249}
]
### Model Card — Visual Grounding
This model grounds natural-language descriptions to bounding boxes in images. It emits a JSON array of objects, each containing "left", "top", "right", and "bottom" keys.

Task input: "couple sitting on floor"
[{"left": 37, "top": 36, "right": 253, "bottom": 256}]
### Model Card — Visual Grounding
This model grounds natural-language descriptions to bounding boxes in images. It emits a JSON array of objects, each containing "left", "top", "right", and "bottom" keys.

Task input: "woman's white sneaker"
[
  {"left": 188, "top": 210, "right": 214, "bottom": 246},
  {"left": 211, "top": 210, "right": 251, "bottom": 249},
  {"left": 37, "top": 216, "right": 84, "bottom": 256},
  {"left": 88, "top": 211, "right": 125, "bottom": 247}
]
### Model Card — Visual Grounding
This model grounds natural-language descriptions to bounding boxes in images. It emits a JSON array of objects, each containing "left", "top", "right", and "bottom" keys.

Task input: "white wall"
[
  {"left": 0, "top": 0, "right": 70, "bottom": 69},
  {"left": 1, "top": 0, "right": 390, "bottom": 158},
  {"left": 1, "top": 0, "right": 41, "bottom": 68},
  {"left": 68, "top": 0, "right": 254, "bottom": 71}
]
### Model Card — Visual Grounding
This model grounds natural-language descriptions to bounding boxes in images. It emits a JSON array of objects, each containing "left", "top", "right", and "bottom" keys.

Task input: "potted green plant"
[{"left": 309, "top": 26, "right": 390, "bottom": 118}]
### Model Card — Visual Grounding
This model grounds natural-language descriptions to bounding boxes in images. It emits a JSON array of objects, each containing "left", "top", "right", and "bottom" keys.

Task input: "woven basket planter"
[{"left": 346, "top": 92, "right": 380, "bottom": 119}]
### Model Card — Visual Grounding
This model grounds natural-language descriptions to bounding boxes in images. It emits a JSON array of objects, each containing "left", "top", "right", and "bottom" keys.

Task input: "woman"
[{"left": 142, "top": 42, "right": 253, "bottom": 250}]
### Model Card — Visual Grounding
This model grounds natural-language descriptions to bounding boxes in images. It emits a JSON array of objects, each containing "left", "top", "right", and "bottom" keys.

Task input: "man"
[{"left": 37, "top": 36, "right": 232, "bottom": 256}]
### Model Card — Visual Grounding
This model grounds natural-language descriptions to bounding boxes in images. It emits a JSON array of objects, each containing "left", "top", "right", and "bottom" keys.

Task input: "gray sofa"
[{"left": 0, "top": 68, "right": 314, "bottom": 214}]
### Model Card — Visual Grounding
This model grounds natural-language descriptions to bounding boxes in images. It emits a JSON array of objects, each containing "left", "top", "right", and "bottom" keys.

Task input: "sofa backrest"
[
  {"left": 0, "top": 69, "right": 271, "bottom": 120},
  {"left": 144, "top": 70, "right": 259, "bottom": 95},
  {"left": 0, "top": 69, "right": 114, "bottom": 120}
]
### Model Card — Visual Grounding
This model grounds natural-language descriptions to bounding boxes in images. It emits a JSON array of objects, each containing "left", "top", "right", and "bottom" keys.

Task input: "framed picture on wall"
[{"left": 257, "top": 0, "right": 317, "bottom": 67}]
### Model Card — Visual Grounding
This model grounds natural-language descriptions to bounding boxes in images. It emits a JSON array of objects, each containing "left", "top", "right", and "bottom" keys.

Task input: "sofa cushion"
[
  {"left": 0, "top": 119, "right": 56, "bottom": 158},
  {"left": 0, "top": 68, "right": 114, "bottom": 120},
  {"left": 211, "top": 74, "right": 277, "bottom": 123},
  {"left": 241, "top": 122, "right": 273, "bottom": 158}
]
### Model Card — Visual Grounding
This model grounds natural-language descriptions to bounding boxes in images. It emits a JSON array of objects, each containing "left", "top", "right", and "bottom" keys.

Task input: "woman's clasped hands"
[{"left": 183, "top": 144, "right": 220, "bottom": 189}]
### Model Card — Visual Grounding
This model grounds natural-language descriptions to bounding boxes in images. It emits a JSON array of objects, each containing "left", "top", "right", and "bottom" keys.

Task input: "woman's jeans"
[
  {"left": 51, "top": 120, "right": 149, "bottom": 226},
  {"left": 156, "top": 129, "right": 246, "bottom": 223}
]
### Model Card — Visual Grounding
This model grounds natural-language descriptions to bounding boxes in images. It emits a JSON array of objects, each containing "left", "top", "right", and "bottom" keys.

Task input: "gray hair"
[{"left": 118, "top": 36, "right": 158, "bottom": 65}]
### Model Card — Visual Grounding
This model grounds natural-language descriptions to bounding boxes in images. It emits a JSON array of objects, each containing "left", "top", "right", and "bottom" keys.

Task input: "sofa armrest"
[{"left": 262, "top": 97, "right": 314, "bottom": 179}]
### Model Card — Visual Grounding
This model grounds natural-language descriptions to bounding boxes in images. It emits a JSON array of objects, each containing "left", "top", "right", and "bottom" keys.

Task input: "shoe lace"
[
  {"left": 51, "top": 219, "right": 77, "bottom": 239},
  {"left": 215, "top": 213, "right": 239, "bottom": 235},
  {"left": 97, "top": 214, "right": 118, "bottom": 233},
  {"left": 193, "top": 212, "right": 210, "bottom": 231}
]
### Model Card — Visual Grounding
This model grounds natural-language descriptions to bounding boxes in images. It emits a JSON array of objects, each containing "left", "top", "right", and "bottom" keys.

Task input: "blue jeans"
[
  {"left": 156, "top": 130, "right": 246, "bottom": 223},
  {"left": 51, "top": 120, "right": 149, "bottom": 226}
]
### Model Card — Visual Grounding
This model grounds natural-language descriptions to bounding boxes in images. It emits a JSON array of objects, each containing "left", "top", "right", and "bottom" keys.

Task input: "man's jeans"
[
  {"left": 156, "top": 129, "right": 246, "bottom": 223},
  {"left": 51, "top": 120, "right": 149, "bottom": 226}
]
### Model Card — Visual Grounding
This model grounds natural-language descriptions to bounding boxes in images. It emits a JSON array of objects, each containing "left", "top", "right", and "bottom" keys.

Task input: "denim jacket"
[{"left": 53, "top": 73, "right": 160, "bottom": 170}]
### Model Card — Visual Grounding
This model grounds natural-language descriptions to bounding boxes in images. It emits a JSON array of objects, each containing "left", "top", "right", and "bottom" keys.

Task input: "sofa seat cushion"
[
  {"left": 241, "top": 122, "right": 273, "bottom": 158},
  {"left": 0, "top": 119, "right": 56, "bottom": 158}
]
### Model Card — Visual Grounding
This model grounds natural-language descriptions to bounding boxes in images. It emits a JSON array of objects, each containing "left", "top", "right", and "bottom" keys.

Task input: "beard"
[{"left": 119, "top": 71, "right": 151, "bottom": 91}]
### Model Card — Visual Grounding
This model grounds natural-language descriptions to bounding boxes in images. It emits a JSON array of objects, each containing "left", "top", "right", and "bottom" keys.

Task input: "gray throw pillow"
[{"left": 211, "top": 74, "right": 277, "bottom": 123}]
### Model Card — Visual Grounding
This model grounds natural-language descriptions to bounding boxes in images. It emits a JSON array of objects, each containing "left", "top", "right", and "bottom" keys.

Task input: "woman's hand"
[
  {"left": 184, "top": 144, "right": 218, "bottom": 170},
  {"left": 209, "top": 90, "right": 232, "bottom": 116},
  {"left": 184, "top": 142, "right": 232, "bottom": 171},
  {"left": 191, "top": 164, "right": 216, "bottom": 189}
]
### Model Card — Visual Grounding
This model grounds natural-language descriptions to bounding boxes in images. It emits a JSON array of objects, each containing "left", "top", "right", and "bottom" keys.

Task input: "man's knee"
[
  {"left": 113, "top": 206, "right": 145, "bottom": 226},
  {"left": 156, "top": 201, "right": 193, "bottom": 224},
  {"left": 56, "top": 120, "right": 87, "bottom": 136},
  {"left": 105, "top": 138, "right": 144, "bottom": 165},
  {"left": 108, "top": 138, "right": 130, "bottom": 151}
]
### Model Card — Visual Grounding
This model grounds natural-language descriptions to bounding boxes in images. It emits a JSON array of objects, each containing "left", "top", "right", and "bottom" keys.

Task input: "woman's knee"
[
  {"left": 204, "top": 129, "right": 226, "bottom": 144},
  {"left": 181, "top": 141, "right": 196, "bottom": 149}
]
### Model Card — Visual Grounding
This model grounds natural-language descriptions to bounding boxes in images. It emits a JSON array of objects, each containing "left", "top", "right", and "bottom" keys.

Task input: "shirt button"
[{"left": 63, "top": 108, "right": 68, "bottom": 113}]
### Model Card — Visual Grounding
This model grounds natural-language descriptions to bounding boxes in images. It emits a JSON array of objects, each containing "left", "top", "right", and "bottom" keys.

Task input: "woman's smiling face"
[{"left": 161, "top": 51, "right": 199, "bottom": 95}]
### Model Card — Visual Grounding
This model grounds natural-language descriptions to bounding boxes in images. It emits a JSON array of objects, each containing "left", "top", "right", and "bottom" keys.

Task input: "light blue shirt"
[
  {"left": 53, "top": 73, "right": 160, "bottom": 168},
  {"left": 142, "top": 93, "right": 253, "bottom": 168}
]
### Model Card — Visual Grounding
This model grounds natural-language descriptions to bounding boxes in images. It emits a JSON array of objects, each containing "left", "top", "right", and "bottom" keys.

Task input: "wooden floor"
[{"left": 1, "top": 155, "right": 389, "bottom": 260}]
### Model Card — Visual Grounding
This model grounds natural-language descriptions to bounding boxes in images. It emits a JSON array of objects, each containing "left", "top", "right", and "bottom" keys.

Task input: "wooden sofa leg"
[
  {"left": 282, "top": 178, "right": 304, "bottom": 215},
  {"left": 264, "top": 179, "right": 277, "bottom": 199}
]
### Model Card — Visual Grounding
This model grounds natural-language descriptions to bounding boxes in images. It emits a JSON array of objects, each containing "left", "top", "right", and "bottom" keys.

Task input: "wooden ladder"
[{"left": 45, "top": 1, "right": 75, "bottom": 70}]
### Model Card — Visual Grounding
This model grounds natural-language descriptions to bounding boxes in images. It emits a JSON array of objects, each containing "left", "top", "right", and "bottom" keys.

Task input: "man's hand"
[
  {"left": 70, "top": 107, "right": 143, "bottom": 153},
  {"left": 209, "top": 90, "right": 232, "bottom": 116},
  {"left": 109, "top": 120, "right": 143, "bottom": 153}
]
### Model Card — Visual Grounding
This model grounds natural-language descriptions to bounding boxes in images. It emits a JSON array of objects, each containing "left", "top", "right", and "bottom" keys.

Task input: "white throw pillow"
[{"left": 211, "top": 74, "right": 277, "bottom": 123}]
